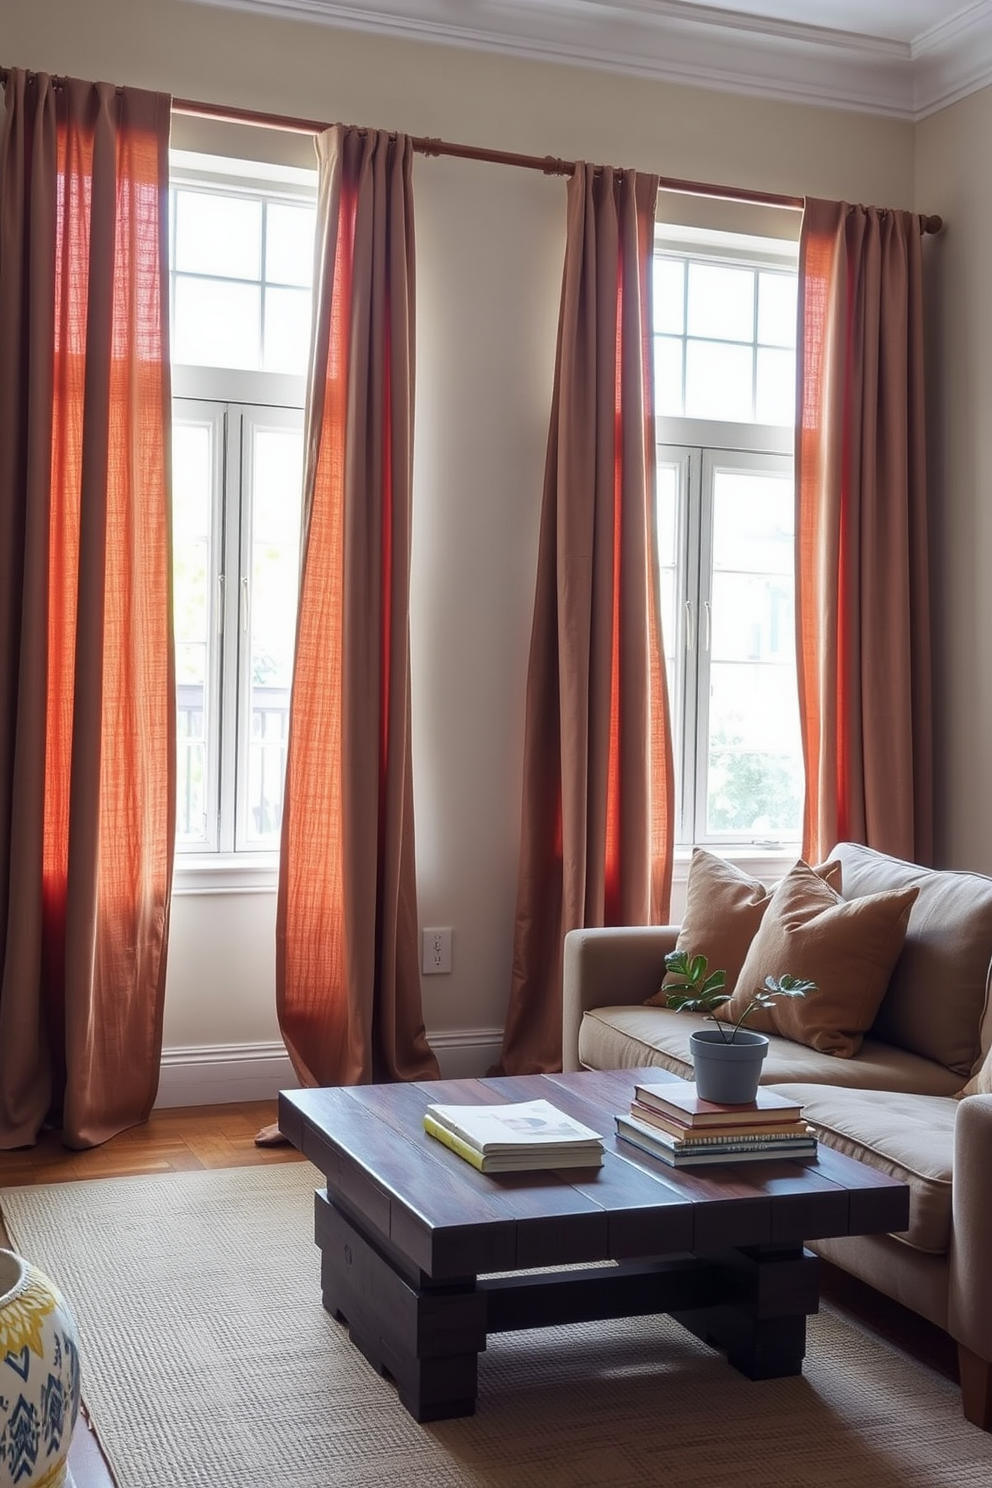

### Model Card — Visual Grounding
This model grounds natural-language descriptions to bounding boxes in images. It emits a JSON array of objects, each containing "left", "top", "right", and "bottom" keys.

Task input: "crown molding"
[{"left": 182, "top": 0, "right": 992, "bottom": 120}]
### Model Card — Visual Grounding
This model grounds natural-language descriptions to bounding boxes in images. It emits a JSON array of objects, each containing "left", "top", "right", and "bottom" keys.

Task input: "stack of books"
[
  {"left": 423, "top": 1098, "right": 605, "bottom": 1173},
  {"left": 615, "top": 1081, "right": 817, "bottom": 1167}
]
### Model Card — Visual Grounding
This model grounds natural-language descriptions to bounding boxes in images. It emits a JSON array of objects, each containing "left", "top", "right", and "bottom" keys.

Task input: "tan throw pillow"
[
  {"left": 958, "top": 1045, "right": 992, "bottom": 1098},
  {"left": 643, "top": 850, "right": 841, "bottom": 1008},
  {"left": 719, "top": 860, "right": 919, "bottom": 1058}
]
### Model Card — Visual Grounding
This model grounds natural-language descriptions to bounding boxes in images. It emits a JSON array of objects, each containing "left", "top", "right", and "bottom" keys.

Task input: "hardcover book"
[
  {"left": 616, "top": 1115, "right": 817, "bottom": 1168},
  {"left": 628, "top": 1100, "right": 811, "bottom": 1142},
  {"left": 633, "top": 1081, "right": 803, "bottom": 1127},
  {"left": 617, "top": 1113, "right": 816, "bottom": 1154}
]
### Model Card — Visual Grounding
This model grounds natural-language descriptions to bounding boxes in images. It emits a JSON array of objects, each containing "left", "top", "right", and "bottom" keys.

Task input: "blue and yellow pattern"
[{"left": 0, "top": 1257, "right": 80, "bottom": 1488}]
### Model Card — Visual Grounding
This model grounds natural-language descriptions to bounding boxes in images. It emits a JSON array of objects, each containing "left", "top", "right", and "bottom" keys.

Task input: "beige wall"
[
  {"left": 4, "top": 0, "right": 925, "bottom": 1074},
  {"left": 916, "top": 87, "right": 992, "bottom": 876}
]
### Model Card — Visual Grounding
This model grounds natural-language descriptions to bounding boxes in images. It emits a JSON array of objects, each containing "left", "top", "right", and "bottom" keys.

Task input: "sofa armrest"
[
  {"left": 562, "top": 925, "right": 679, "bottom": 1073},
  {"left": 949, "top": 1094, "right": 992, "bottom": 1363}
]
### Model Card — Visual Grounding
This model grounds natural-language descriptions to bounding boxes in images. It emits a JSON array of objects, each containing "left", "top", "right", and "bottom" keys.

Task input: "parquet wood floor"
[{"left": 0, "top": 1100, "right": 959, "bottom": 1487}]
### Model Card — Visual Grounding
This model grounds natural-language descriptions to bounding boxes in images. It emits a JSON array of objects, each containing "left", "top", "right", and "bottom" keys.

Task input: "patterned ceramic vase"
[{"left": 0, "top": 1249, "right": 80, "bottom": 1488}]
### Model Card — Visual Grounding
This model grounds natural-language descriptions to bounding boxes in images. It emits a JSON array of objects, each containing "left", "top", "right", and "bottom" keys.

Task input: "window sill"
[
  {"left": 671, "top": 844, "right": 801, "bottom": 883},
  {"left": 172, "top": 854, "right": 280, "bottom": 895}
]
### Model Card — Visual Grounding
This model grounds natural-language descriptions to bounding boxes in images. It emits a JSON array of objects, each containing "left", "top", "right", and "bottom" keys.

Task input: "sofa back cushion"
[
  {"left": 721, "top": 860, "right": 918, "bottom": 1057},
  {"left": 833, "top": 842, "right": 992, "bottom": 1077}
]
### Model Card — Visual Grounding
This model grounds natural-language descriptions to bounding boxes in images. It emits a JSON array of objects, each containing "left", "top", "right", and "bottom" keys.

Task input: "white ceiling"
[{"left": 187, "top": 0, "right": 992, "bottom": 118}]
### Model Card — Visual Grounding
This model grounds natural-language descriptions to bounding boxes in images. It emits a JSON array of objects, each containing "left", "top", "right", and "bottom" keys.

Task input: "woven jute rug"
[{"left": 2, "top": 1162, "right": 991, "bottom": 1488}]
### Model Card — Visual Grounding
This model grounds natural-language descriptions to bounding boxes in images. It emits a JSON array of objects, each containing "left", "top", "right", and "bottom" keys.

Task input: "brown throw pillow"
[
  {"left": 718, "top": 860, "right": 919, "bottom": 1058},
  {"left": 958, "top": 1044, "right": 992, "bottom": 1098},
  {"left": 643, "top": 850, "right": 841, "bottom": 1008}
]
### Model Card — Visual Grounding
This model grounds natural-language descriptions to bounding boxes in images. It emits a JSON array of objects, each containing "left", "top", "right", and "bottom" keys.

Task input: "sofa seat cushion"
[
  {"left": 767, "top": 1083, "right": 956, "bottom": 1256},
  {"left": 577, "top": 1005, "right": 964, "bottom": 1096}
]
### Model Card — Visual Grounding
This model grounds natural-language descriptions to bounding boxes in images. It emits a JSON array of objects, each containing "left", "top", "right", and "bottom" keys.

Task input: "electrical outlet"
[{"left": 422, "top": 927, "right": 452, "bottom": 975}]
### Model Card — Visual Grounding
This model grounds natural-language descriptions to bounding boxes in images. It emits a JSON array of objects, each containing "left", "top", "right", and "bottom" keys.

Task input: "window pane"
[
  {"left": 706, "top": 663, "right": 803, "bottom": 836},
  {"left": 705, "top": 462, "right": 801, "bottom": 839},
  {"left": 266, "top": 202, "right": 316, "bottom": 287},
  {"left": 172, "top": 424, "right": 212, "bottom": 540},
  {"left": 263, "top": 286, "right": 312, "bottom": 375},
  {"left": 757, "top": 271, "right": 797, "bottom": 348},
  {"left": 245, "top": 426, "right": 304, "bottom": 846},
  {"left": 172, "top": 421, "right": 215, "bottom": 847},
  {"left": 175, "top": 190, "right": 261, "bottom": 280},
  {"left": 655, "top": 336, "right": 684, "bottom": 416},
  {"left": 177, "top": 665, "right": 208, "bottom": 845},
  {"left": 756, "top": 347, "right": 796, "bottom": 425},
  {"left": 656, "top": 463, "right": 680, "bottom": 725},
  {"left": 710, "top": 571, "right": 795, "bottom": 662},
  {"left": 174, "top": 278, "right": 261, "bottom": 370},
  {"left": 687, "top": 263, "right": 754, "bottom": 342},
  {"left": 653, "top": 257, "right": 685, "bottom": 335},
  {"left": 712, "top": 470, "right": 794, "bottom": 575},
  {"left": 685, "top": 340, "right": 753, "bottom": 421}
]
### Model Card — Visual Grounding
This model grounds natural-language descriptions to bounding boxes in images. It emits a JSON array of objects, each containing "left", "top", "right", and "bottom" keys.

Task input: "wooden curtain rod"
[
  {"left": 171, "top": 97, "right": 944, "bottom": 233},
  {"left": 0, "top": 70, "right": 943, "bottom": 233}
]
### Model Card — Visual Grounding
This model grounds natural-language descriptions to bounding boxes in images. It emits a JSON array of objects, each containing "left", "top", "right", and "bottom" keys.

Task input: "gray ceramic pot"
[{"left": 690, "top": 1027, "right": 769, "bottom": 1105}]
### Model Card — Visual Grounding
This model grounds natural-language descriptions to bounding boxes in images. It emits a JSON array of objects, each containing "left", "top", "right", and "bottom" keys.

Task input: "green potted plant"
[{"left": 662, "top": 950, "right": 816, "bottom": 1103}]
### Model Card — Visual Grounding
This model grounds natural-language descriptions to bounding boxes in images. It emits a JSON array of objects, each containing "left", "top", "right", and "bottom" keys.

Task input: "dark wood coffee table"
[{"left": 279, "top": 1068, "right": 908, "bottom": 1421}]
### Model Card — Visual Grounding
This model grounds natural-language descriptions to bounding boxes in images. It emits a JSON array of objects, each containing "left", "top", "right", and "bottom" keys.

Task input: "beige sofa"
[{"left": 562, "top": 841, "right": 992, "bottom": 1430}]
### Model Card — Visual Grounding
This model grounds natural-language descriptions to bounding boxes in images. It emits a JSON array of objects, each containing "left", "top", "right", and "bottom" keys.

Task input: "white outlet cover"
[{"left": 422, "top": 927, "right": 452, "bottom": 975}]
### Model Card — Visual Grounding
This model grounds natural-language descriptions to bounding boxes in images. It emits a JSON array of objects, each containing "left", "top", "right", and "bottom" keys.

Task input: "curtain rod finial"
[{"left": 924, "top": 214, "right": 943, "bottom": 235}]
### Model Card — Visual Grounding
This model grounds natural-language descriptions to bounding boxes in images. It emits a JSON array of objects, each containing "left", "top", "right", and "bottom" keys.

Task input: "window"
[
  {"left": 169, "top": 153, "right": 316, "bottom": 855},
  {"left": 653, "top": 225, "right": 802, "bottom": 849}
]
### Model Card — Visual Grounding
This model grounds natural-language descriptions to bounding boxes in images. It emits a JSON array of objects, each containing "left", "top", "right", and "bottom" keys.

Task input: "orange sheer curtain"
[
  {"left": 496, "top": 164, "right": 674, "bottom": 1077},
  {"left": 0, "top": 71, "right": 175, "bottom": 1149},
  {"left": 796, "top": 198, "right": 933, "bottom": 866},
  {"left": 276, "top": 126, "right": 438, "bottom": 1087}
]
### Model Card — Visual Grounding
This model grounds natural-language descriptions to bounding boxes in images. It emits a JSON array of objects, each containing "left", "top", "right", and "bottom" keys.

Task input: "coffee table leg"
[
  {"left": 672, "top": 1245, "right": 818, "bottom": 1380},
  {"left": 315, "top": 1191, "right": 488, "bottom": 1421}
]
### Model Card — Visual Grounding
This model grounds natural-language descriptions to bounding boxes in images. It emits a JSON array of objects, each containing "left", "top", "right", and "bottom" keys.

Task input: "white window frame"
[
  {"left": 169, "top": 152, "right": 316, "bottom": 887},
  {"left": 654, "top": 224, "right": 801, "bottom": 859}
]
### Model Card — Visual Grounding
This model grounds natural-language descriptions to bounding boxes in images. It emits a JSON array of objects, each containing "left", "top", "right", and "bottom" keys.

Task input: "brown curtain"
[
  {"left": 276, "top": 126, "right": 439, "bottom": 1087},
  {"left": 496, "top": 164, "right": 674, "bottom": 1077},
  {"left": 0, "top": 71, "right": 175, "bottom": 1150},
  {"left": 796, "top": 198, "right": 933, "bottom": 866}
]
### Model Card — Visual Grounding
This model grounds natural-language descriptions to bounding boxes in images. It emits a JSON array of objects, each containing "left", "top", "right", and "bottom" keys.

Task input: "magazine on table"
[
  {"left": 424, "top": 1098, "right": 603, "bottom": 1155},
  {"left": 424, "top": 1113, "right": 605, "bottom": 1171}
]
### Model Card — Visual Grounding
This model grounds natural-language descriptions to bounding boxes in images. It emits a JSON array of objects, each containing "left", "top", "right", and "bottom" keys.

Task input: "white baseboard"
[
  {"left": 153, "top": 1028, "right": 506, "bottom": 1108},
  {"left": 155, "top": 1042, "right": 298, "bottom": 1108}
]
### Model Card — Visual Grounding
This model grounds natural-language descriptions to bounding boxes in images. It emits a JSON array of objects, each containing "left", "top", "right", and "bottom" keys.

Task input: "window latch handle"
[
  {"left": 240, "top": 576, "right": 249, "bottom": 633},
  {"left": 703, "top": 599, "right": 712, "bottom": 653},
  {"left": 684, "top": 599, "right": 695, "bottom": 653}
]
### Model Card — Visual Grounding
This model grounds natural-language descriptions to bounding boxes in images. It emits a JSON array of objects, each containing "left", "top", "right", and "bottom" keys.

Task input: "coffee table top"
[{"left": 280, "top": 1068, "right": 909, "bottom": 1282}]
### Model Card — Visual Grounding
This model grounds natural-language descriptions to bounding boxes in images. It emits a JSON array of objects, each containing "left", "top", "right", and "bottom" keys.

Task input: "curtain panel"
[
  {"left": 497, "top": 164, "right": 675, "bottom": 1077},
  {"left": 796, "top": 198, "right": 933, "bottom": 865},
  {"left": 0, "top": 71, "right": 175, "bottom": 1149},
  {"left": 276, "top": 125, "right": 438, "bottom": 1087}
]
